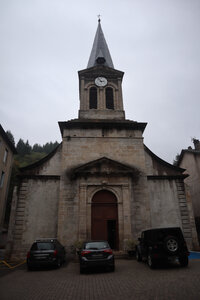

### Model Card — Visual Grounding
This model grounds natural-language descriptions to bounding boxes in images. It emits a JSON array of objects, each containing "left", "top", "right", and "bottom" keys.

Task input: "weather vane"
[{"left": 97, "top": 14, "right": 101, "bottom": 22}]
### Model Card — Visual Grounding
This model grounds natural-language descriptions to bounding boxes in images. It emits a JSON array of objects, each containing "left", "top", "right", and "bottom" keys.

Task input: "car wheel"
[
  {"left": 164, "top": 236, "right": 179, "bottom": 253},
  {"left": 136, "top": 249, "right": 142, "bottom": 262},
  {"left": 110, "top": 265, "right": 115, "bottom": 272},
  {"left": 147, "top": 254, "right": 155, "bottom": 269},
  {"left": 56, "top": 258, "right": 61, "bottom": 269},
  {"left": 27, "top": 264, "right": 33, "bottom": 271},
  {"left": 179, "top": 255, "right": 188, "bottom": 267},
  {"left": 80, "top": 265, "right": 85, "bottom": 274}
]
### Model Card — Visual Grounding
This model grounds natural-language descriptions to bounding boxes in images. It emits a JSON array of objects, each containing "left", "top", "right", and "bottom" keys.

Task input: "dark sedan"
[{"left": 79, "top": 240, "right": 115, "bottom": 273}]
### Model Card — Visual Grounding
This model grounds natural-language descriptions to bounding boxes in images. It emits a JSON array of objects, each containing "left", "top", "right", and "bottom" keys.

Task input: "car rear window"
[
  {"left": 85, "top": 241, "right": 109, "bottom": 250},
  {"left": 145, "top": 228, "right": 184, "bottom": 242},
  {"left": 31, "top": 242, "right": 55, "bottom": 250}
]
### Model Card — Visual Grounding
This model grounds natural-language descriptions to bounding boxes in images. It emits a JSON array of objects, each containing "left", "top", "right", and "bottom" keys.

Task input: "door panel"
[{"left": 91, "top": 190, "right": 119, "bottom": 249}]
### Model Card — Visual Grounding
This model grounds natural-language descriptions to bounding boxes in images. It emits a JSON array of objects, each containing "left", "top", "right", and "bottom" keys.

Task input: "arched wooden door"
[{"left": 91, "top": 190, "right": 119, "bottom": 249}]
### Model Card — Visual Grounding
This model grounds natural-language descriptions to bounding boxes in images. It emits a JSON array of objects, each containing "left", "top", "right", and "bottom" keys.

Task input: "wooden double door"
[{"left": 91, "top": 190, "right": 119, "bottom": 250}]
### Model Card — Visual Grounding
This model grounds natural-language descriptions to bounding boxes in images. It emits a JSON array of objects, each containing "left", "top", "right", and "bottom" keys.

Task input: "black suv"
[
  {"left": 136, "top": 227, "right": 189, "bottom": 268},
  {"left": 27, "top": 239, "right": 66, "bottom": 270},
  {"left": 79, "top": 240, "right": 115, "bottom": 273}
]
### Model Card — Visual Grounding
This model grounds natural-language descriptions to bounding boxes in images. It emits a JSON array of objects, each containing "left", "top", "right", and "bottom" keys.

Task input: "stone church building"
[{"left": 7, "top": 21, "right": 198, "bottom": 259}]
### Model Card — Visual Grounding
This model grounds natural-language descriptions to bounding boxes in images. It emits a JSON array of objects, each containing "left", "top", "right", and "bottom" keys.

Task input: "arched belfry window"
[
  {"left": 106, "top": 87, "right": 114, "bottom": 109},
  {"left": 89, "top": 87, "right": 97, "bottom": 109}
]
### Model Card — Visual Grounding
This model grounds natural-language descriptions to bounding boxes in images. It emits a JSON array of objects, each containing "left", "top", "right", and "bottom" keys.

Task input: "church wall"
[
  {"left": 144, "top": 145, "right": 199, "bottom": 248},
  {"left": 7, "top": 178, "right": 60, "bottom": 260},
  {"left": 57, "top": 178, "right": 80, "bottom": 248},
  {"left": 144, "top": 147, "right": 182, "bottom": 176},
  {"left": 147, "top": 178, "right": 198, "bottom": 249},
  {"left": 23, "top": 179, "right": 59, "bottom": 243},
  {"left": 148, "top": 179, "right": 182, "bottom": 228},
  {"left": 22, "top": 144, "right": 62, "bottom": 176},
  {"left": 62, "top": 128, "right": 146, "bottom": 171},
  {"left": 57, "top": 128, "right": 152, "bottom": 250}
]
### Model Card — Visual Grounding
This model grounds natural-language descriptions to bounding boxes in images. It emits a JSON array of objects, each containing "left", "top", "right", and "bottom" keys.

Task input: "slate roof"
[{"left": 87, "top": 20, "right": 114, "bottom": 69}]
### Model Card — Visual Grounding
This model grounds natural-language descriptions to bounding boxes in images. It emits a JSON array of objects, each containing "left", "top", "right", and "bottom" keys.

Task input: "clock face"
[{"left": 95, "top": 77, "right": 108, "bottom": 87}]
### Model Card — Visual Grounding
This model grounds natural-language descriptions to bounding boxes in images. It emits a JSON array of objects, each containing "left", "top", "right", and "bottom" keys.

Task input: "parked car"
[
  {"left": 79, "top": 240, "right": 115, "bottom": 273},
  {"left": 135, "top": 227, "right": 189, "bottom": 268},
  {"left": 27, "top": 238, "right": 66, "bottom": 270}
]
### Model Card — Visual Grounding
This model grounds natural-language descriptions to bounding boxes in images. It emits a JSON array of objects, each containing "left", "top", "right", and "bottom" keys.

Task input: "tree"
[
  {"left": 16, "top": 139, "right": 32, "bottom": 155},
  {"left": 173, "top": 153, "right": 180, "bottom": 166},
  {"left": 16, "top": 139, "right": 26, "bottom": 155},
  {"left": 6, "top": 130, "right": 15, "bottom": 146},
  {"left": 25, "top": 140, "right": 32, "bottom": 155},
  {"left": 32, "top": 143, "right": 43, "bottom": 152}
]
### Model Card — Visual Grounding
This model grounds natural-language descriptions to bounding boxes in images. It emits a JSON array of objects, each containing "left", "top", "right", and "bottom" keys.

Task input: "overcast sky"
[{"left": 0, "top": 0, "right": 200, "bottom": 163}]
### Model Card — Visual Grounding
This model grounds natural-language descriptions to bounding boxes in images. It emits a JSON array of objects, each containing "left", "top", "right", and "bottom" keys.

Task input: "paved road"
[{"left": 0, "top": 259, "right": 200, "bottom": 300}]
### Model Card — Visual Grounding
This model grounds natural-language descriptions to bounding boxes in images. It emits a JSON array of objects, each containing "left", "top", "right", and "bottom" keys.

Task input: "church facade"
[{"left": 7, "top": 21, "right": 198, "bottom": 260}]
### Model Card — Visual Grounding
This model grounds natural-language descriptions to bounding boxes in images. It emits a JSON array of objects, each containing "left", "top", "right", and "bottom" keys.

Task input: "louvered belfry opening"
[
  {"left": 89, "top": 87, "right": 97, "bottom": 109},
  {"left": 106, "top": 87, "right": 114, "bottom": 109}
]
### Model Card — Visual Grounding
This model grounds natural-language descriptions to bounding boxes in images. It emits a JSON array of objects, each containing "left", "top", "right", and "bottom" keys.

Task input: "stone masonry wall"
[
  {"left": 57, "top": 126, "right": 151, "bottom": 250},
  {"left": 7, "top": 178, "right": 60, "bottom": 260}
]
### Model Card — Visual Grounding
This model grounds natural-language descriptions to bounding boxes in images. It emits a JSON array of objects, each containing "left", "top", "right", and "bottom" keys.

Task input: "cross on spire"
[{"left": 97, "top": 14, "right": 101, "bottom": 22}]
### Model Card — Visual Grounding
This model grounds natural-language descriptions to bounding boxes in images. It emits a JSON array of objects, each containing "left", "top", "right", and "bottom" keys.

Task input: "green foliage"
[
  {"left": 15, "top": 139, "right": 59, "bottom": 167},
  {"left": 6, "top": 130, "right": 15, "bottom": 146},
  {"left": 15, "top": 152, "right": 47, "bottom": 168},
  {"left": 16, "top": 139, "right": 31, "bottom": 156}
]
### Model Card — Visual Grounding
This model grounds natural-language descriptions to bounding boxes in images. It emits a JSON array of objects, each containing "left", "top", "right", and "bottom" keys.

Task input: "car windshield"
[
  {"left": 85, "top": 241, "right": 109, "bottom": 250},
  {"left": 31, "top": 242, "right": 55, "bottom": 251}
]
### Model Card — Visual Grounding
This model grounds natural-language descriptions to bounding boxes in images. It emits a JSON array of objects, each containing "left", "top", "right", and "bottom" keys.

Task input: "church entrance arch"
[{"left": 91, "top": 190, "right": 119, "bottom": 249}]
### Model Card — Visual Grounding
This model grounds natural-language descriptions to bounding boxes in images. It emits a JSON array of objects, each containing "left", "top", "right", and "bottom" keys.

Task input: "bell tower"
[{"left": 78, "top": 20, "right": 125, "bottom": 120}]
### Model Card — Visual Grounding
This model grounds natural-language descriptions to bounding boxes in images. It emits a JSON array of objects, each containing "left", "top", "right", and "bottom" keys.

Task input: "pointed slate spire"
[{"left": 87, "top": 19, "right": 114, "bottom": 69}]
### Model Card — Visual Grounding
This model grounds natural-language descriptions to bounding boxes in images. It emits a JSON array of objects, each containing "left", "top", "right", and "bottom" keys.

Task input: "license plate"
[
  {"left": 92, "top": 254, "right": 103, "bottom": 257},
  {"left": 35, "top": 256, "right": 46, "bottom": 260}
]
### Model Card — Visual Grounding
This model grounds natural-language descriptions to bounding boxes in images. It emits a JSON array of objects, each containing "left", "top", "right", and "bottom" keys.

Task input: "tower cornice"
[{"left": 78, "top": 65, "right": 124, "bottom": 79}]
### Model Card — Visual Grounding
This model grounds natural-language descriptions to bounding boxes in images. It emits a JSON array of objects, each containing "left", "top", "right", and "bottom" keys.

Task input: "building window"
[
  {"left": 3, "top": 149, "right": 8, "bottom": 163},
  {"left": 0, "top": 171, "right": 5, "bottom": 188},
  {"left": 106, "top": 87, "right": 114, "bottom": 109},
  {"left": 89, "top": 87, "right": 97, "bottom": 109}
]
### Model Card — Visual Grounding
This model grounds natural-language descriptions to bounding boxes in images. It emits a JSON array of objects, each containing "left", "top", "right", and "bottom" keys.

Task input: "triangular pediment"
[{"left": 69, "top": 157, "right": 140, "bottom": 179}]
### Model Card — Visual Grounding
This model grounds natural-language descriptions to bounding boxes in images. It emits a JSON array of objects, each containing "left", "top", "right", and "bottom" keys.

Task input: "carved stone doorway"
[{"left": 91, "top": 190, "right": 119, "bottom": 249}]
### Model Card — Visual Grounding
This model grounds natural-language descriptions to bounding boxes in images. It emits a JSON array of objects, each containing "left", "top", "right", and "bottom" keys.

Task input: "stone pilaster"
[{"left": 176, "top": 179, "right": 199, "bottom": 249}]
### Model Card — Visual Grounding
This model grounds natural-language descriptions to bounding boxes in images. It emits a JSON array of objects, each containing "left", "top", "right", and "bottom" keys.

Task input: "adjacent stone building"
[
  {"left": 0, "top": 124, "right": 16, "bottom": 246},
  {"left": 178, "top": 139, "right": 200, "bottom": 242},
  {"left": 7, "top": 21, "right": 198, "bottom": 260}
]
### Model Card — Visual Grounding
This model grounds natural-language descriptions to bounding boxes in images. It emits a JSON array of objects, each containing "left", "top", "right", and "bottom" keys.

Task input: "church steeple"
[
  {"left": 87, "top": 20, "right": 114, "bottom": 69},
  {"left": 78, "top": 20, "right": 125, "bottom": 120}
]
